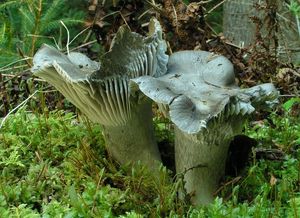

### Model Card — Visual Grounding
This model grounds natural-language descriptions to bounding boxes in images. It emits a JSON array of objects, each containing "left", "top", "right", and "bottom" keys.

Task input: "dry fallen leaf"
[{"left": 270, "top": 174, "right": 277, "bottom": 186}]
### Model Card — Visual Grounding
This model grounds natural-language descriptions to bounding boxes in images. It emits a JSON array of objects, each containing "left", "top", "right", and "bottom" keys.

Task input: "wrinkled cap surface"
[
  {"left": 31, "top": 18, "right": 168, "bottom": 126},
  {"left": 92, "top": 17, "right": 168, "bottom": 79},
  {"left": 131, "top": 51, "right": 278, "bottom": 134}
]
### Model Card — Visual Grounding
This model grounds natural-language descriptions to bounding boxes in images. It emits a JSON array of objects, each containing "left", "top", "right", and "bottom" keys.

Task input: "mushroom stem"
[
  {"left": 102, "top": 100, "right": 162, "bottom": 170},
  {"left": 175, "top": 116, "right": 244, "bottom": 205}
]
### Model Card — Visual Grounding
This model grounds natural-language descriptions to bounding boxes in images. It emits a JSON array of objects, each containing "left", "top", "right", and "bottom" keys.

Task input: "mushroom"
[
  {"left": 131, "top": 50, "right": 278, "bottom": 205},
  {"left": 31, "top": 18, "right": 169, "bottom": 170}
]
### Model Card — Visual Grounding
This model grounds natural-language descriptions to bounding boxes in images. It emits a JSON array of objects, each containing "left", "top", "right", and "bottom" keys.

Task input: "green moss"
[{"left": 0, "top": 103, "right": 299, "bottom": 217}]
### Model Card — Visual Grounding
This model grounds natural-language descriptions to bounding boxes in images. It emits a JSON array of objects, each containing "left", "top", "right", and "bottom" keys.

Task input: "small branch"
[
  {"left": 1, "top": 73, "right": 47, "bottom": 83},
  {"left": 144, "top": 0, "right": 164, "bottom": 14},
  {"left": 17, "top": 47, "right": 32, "bottom": 67},
  {"left": 27, "top": 34, "right": 60, "bottom": 49},
  {"left": 99, "top": 11, "right": 119, "bottom": 20},
  {"left": 60, "top": 21, "right": 70, "bottom": 55},
  {"left": 0, "top": 90, "right": 38, "bottom": 130},
  {"left": 291, "top": 69, "right": 300, "bottom": 78},
  {"left": 2, "top": 70, "right": 30, "bottom": 84},
  {"left": 0, "top": 64, "right": 29, "bottom": 72},
  {"left": 183, "top": 163, "right": 208, "bottom": 175},
  {"left": 213, "top": 176, "right": 242, "bottom": 195},
  {"left": 279, "top": 94, "right": 299, "bottom": 97},
  {"left": 172, "top": 4, "right": 179, "bottom": 34},
  {"left": 69, "top": 26, "right": 91, "bottom": 46},
  {"left": 138, "top": 9, "right": 152, "bottom": 20},
  {"left": 69, "top": 40, "right": 97, "bottom": 52},
  {"left": 204, "top": 0, "right": 227, "bottom": 17},
  {"left": 0, "top": 58, "right": 32, "bottom": 71},
  {"left": 119, "top": 11, "right": 130, "bottom": 29},
  {"left": 296, "top": 15, "right": 300, "bottom": 38},
  {"left": 197, "top": 0, "right": 214, "bottom": 5},
  {"left": 31, "top": 0, "right": 43, "bottom": 57}
]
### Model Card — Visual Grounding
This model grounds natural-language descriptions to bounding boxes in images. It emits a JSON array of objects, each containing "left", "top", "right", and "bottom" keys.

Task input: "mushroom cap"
[
  {"left": 131, "top": 50, "right": 278, "bottom": 134},
  {"left": 92, "top": 17, "right": 168, "bottom": 79},
  {"left": 31, "top": 18, "right": 168, "bottom": 126},
  {"left": 31, "top": 44, "right": 99, "bottom": 83}
]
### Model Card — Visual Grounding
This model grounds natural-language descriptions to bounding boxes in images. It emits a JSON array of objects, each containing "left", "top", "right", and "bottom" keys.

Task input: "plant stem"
[
  {"left": 296, "top": 15, "right": 300, "bottom": 38},
  {"left": 31, "top": 0, "right": 43, "bottom": 59}
]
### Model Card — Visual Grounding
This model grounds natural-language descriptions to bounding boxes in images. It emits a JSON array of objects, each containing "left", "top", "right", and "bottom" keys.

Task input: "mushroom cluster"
[{"left": 32, "top": 19, "right": 278, "bottom": 205}]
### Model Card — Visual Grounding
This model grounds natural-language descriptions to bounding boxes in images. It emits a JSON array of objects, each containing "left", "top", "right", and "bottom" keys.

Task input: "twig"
[
  {"left": 183, "top": 163, "right": 208, "bottom": 175},
  {"left": 17, "top": 47, "right": 32, "bottom": 67},
  {"left": 279, "top": 94, "right": 299, "bottom": 97},
  {"left": 0, "top": 58, "right": 32, "bottom": 71},
  {"left": 0, "top": 90, "right": 38, "bottom": 130},
  {"left": 0, "top": 64, "right": 29, "bottom": 72},
  {"left": 213, "top": 176, "right": 242, "bottom": 195},
  {"left": 196, "top": 0, "right": 214, "bottom": 5},
  {"left": 30, "top": 0, "right": 42, "bottom": 57},
  {"left": 27, "top": 34, "right": 60, "bottom": 49},
  {"left": 172, "top": 4, "right": 179, "bottom": 33},
  {"left": 99, "top": 11, "right": 119, "bottom": 20},
  {"left": 1, "top": 73, "right": 25, "bottom": 78},
  {"left": 69, "top": 26, "right": 91, "bottom": 45},
  {"left": 2, "top": 70, "right": 30, "bottom": 84},
  {"left": 69, "top": 40, "right": 98, "bottom": 52},
  {"left": 204, "top": 0, "right": 227, "bottom": 17},
  {"left": 144, "top": 0, "right": 164, "bottom": 14},
  {"left": 276, "top": 12, "right": 298, "bottom": 32},
  {"left": 1, "top": 73, "right": 47, "bottom": 83},
  {"left": 31, "top": 78, "right": 47, "bottom": 82},
  {"left": 291, "top": 70, "right": 300, "bottom": 78},
  {"left": 119, "top": 11, "right": 130, "bottom": 29},
  {"left": 138, "top": 9, "right": 152, "bottom": 20},
  {"left": 296, "top": 15, "right": 300, "bottom": 38},
  {"left": 60, "top": 21, "right": 70, "bottom": 55},
  {"left": 205, "top": 22, "right": 218, "bottom": 36}
]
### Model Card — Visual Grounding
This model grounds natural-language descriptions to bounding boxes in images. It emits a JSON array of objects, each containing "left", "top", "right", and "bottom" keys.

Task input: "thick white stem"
[
  {"left": 102, "top": 101, "right": 162, "bottom": 171},
  {"left": 175, "top": 117, "right": 244, "bottom": 205}
]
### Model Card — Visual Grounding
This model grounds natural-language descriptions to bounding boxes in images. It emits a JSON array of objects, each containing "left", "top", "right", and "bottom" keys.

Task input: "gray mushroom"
[
  {"left": 31, "top": 18, "right": 169, "bottom": 170},
  {"left": 131, "top": 50, "right": 278, "bottom": 205}
]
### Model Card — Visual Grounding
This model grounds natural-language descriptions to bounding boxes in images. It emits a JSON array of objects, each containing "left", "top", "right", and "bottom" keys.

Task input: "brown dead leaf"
[{"left": 270, "top": 174, "right": 277, "bottom": 186}]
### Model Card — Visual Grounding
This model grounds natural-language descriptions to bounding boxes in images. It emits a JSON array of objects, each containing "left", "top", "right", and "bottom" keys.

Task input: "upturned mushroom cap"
[
  {"left": 31, "top": 18, "right": 168, "bottom": 126},
  {"left": 131, "top": 50, "right": 278, "bottom": 134}
]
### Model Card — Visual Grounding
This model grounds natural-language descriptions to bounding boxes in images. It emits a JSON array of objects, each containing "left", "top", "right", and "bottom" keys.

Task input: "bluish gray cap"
[
  {"left": 132, "top": 51, "right": 278, "bottom": 134},
  {"left": 31, "top": 18, "right": 169, "bottom": 126}
]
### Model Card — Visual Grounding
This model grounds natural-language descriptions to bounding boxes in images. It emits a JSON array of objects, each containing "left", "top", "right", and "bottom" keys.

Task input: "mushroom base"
[
  {"left": 102, "top": 101, "right": 162, "bottom": 171},
  {"left": 175, "top": 116, "right": 244, "bottom": 205}
]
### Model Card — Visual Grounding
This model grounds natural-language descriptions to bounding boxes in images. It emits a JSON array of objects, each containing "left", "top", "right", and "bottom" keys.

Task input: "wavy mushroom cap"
[
  {"left": 167, "top": 51, "right": 236, "bottom": 87},
  {"left": 132, "top": 50, "right": 278, "bottom": 134},
  {"left": 93, "top": 18, "right": 168, "bottom": 79},
  {"left": 32, "top": 18, "right": 169, "bottom": 126}
]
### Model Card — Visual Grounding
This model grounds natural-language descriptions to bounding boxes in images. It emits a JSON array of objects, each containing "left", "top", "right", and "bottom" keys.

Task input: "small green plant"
[
  {"left": 245, "top": 99, "right": 300, "bottom": 150},
  {"left": 0, "top": 107, "right": 187, "bottom": 217},
  {"left": 0, "top": 0, "right": 90, "bottom": 119},
  {"left": 288, "top": 0, "right": 300, "bottom": 38},
  {"left": 288, "top": 0, "right": 300, "bottom": 16},
  {"left": 0, "top": 0, "right": 86, "bottom": 68},
  {"left": 1, "top": 102, "right": 300, "bottom": 217},
  {"left": 283, "top": 97, "right": 300, "bottom": 111}
]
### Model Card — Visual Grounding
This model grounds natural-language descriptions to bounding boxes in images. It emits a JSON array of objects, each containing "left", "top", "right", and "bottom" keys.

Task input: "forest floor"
[{"left": 0, "top": 0, "right": 300, "bottom": 217}]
